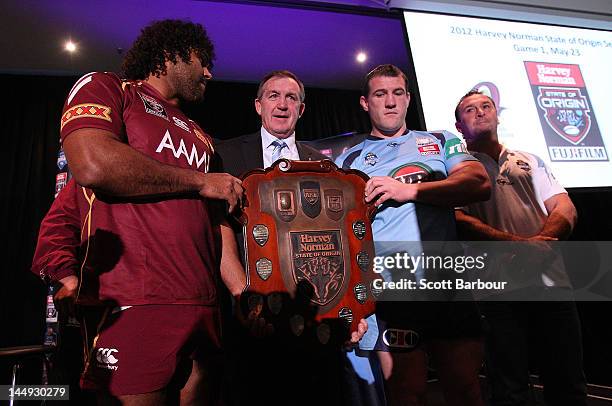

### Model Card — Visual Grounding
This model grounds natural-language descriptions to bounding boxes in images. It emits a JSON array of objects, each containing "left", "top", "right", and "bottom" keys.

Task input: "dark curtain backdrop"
[{"left": 1, "top": 74, "right": 611, "bottom": 384}]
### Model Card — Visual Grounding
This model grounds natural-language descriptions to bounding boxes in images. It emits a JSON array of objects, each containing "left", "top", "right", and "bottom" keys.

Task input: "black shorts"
[{"left": 365, "top": 301, "right": 483, "bottom": 353}]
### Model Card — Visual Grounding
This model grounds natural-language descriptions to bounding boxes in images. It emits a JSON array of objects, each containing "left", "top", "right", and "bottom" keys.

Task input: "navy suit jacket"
[{"left": 214, "top": 131, "right": 326, "bottom": 177}]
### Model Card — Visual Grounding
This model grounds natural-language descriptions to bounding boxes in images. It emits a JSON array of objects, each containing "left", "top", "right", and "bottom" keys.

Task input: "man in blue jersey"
[{"left": 336, "top": 64, "right": 490, "bottom": 406}]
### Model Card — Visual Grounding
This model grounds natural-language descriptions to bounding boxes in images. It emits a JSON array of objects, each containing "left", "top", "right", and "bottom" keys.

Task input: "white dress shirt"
[{"left": 260, "top": 126, "right": 300, "bottom": 168}]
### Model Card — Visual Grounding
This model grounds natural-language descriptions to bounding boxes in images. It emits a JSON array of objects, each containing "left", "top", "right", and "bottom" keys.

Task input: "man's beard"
[
  {"left": 467, "top": 127, "right": 495, "bottom": 144},
  {"left": 177, "top": 80, "right": 205, "bottom": 103}
]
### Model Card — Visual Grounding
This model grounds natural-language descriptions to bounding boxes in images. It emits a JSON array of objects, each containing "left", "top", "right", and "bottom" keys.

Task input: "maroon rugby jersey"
[{"left": 59, "top": 72, "right": 220, "bottom": 306}]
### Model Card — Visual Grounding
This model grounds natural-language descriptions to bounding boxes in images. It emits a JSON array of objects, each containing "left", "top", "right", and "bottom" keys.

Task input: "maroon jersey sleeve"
[
  {"left": 60, "top": 72, "right": 124, "bottom": 142},
  {"left": 31, "top": 179, "right": 82, "bottom": 282}
]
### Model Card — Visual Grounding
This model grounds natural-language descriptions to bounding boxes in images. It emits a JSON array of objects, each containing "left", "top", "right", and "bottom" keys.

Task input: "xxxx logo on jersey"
[{"left": 61, "top": 104, "right": 112, "bottom": 130}]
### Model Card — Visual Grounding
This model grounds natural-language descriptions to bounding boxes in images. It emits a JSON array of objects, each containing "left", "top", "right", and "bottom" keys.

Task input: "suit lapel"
[
  {"left": 296, "top": 142, "right": 308, "bottom": 160},
  {"left": 241, "top": 132, "right": 264, "bottom": 171}
]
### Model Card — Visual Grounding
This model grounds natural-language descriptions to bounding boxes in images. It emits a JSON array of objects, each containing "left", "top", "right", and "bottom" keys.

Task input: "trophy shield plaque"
[{"left": 238, "top": 159, "right": 376, "bottom": 343}]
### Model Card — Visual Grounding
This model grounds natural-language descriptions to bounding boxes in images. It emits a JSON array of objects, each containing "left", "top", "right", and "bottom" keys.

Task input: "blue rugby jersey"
[{"left": 336, "top": 130, "right": 476, "bottom": 248}]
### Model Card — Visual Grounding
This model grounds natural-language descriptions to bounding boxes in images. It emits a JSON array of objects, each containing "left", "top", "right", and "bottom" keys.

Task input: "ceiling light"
[
  {"left": 356, "top": 52, "right": 367, "bottom": 63},
  {"left": 65, "top": 41, "right": 77, "bottom": 53}
]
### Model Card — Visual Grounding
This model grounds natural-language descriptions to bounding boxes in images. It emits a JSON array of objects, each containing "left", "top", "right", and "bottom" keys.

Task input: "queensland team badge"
[{"left": 524, "top": 62, "right": 607, "bottom": 162}]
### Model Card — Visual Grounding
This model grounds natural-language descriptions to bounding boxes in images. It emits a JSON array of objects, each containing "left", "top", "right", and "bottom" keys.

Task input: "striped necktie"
[{"left": 270, "top": 140, "right": 288, "bottom": 163}]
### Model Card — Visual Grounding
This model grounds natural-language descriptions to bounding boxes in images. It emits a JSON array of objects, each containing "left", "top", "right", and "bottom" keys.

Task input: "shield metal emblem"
[
  {"left": 275, "top": 190, "right": 296, "bottom": 222},
  {"left": 325, "top": 189, "right": 344, "bottom": 221},
  {"left": 317, "top": 323, "right": 331, "bottom": 345},
  {"left": 352, "top": 220, "right": 367, "bottom": 240},
  {"left": 356, "top": 251, "right": 370, "bottom": 272},
  {"left": 300, "top": 181, "right": 321, "bottom": 218},
  {"left": 338, "top": 307, "right": 353, "bottom": 325},
  {"left": 252, "top": 224, "right": 269, "bottom": 246},
  {"left": 354, "top": 283, "right": 367, "bottom": 304},
  {"left": 267, "top": 293, "right": 283, "bottom": 315},
  {"left": 255, "top": 258, "right": 273, "bottom": 281},
  {"left": 290, "top": 314, "right": 305, "bottom": 336}
]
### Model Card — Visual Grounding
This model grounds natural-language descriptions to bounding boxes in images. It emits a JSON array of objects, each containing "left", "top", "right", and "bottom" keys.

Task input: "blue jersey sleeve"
[
  {"left": 335, "top": 145, "right": 362, "bottom": 170},
  {"left": 440, "top": 130, "right": 477, "bottom": 172}
]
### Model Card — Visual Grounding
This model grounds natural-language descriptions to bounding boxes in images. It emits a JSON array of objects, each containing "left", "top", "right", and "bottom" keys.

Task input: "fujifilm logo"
[{"left": 96, "top": 347, "right": 119, "bottom": 371}]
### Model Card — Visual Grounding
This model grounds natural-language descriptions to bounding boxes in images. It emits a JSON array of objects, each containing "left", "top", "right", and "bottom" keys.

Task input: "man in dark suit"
[
  {"left": 214, "top": 70, "right": 327, "bottom": 260},
  {"left": 216, "top": 71, "right": 367, "bottom": 406},
  {"left": 215, "top": 70, "right": 326, "bottom": 177}
]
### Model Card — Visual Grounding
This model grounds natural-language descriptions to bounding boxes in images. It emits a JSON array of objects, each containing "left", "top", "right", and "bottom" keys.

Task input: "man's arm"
[
  {"left": 539, "top": 193, "right": 577, "bottom": 240},
  {"left": 32, "top": 181, "right": 81, "bottom": 282},
  {"left": 63, "top": 128, "right": 244, "bottom": 211},
  {"left": 365, "top": 160, "right": 490, "bottom": 207},
  {"left": 454, "top": 209, "right": 558, "bottom": 242},
  {"left": 455, "top": 209, "right": 525, "bottom": 241},
  {"left": 219, "top": 220, "right": 247, "bottom": 296},
  {"left": 31, "top": 180, "right": 82, "bottom": 314}
]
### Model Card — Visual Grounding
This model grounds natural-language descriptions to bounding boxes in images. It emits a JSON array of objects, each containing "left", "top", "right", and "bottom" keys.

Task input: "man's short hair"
[
  {"left": 121, "top": 19, "right": 215, "bottom": 80},
  {"left": 362, "top": 64, "right": 409, "bottom": 96},
  {"left": 256, "top": 70, "right": 305, "bottom": 102},
  {"left": 454, "top": 90, "right": 497, "bottom": 122}
]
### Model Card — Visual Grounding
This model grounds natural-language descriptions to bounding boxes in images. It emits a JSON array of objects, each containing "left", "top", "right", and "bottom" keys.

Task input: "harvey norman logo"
[{"left": 533, "top": 64, "right": 576, "bottom": 85}]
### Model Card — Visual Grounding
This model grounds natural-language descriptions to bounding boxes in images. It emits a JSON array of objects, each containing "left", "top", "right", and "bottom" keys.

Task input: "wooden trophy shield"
[{"left": 238, "top": 159, "right": 376, "bottom": 344}]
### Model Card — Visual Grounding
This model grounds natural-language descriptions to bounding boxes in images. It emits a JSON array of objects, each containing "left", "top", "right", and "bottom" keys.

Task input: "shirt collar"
[
  {"left": 366, "top": 129, "right": 411, "bottom": 141},
  {"left": 471, "top": 143, "right": 510, "bottom": 165},
  {"left": 261, "top": 126, "right": 296, "bottom": 150}
]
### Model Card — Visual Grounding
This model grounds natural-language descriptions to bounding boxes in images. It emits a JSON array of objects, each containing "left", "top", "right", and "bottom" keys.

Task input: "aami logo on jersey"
[
  {"left": 388, "top": 162, "right": 433, "bottom": 184},
  {"left": 525, "top": 61, "right": 607, "bottom": 162},
  {"left": 156, "top": 130, "right": 211, "bottom": 171}
]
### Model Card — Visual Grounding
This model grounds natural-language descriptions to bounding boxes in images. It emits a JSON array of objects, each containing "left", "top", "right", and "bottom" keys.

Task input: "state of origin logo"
[{"left": 524, "top": 61, "right": 608, "bottom": 162}]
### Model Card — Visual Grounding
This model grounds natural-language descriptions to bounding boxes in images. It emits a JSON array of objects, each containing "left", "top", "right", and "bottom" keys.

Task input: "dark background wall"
[{"left": 1, "top": 74, "right": 611, "bottom": 385}]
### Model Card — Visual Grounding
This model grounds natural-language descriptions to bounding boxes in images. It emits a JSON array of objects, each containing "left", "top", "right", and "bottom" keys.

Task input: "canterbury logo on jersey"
[
  {"left": 156, "top": 130, "right": 210, "bottom": 171},
  {"left": 95, "top": 347, "right": 119, "bottom": 370},
  {"left": 61, "top": 103, "right": 112, "bottom": 130}
]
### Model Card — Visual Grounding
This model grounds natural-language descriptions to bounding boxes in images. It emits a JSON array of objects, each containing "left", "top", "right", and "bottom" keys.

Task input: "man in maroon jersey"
[{"left": 54, "top": 20, "right": 245, "bottom": 405}]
